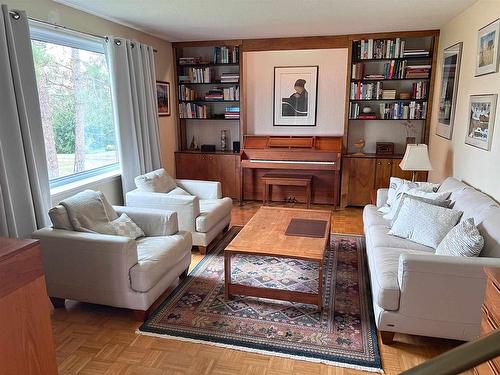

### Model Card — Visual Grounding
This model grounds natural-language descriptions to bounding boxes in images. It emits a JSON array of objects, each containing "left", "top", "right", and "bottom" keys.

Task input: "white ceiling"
[{"left": 55, "top": 0, "right": 477, "bottom": 42}]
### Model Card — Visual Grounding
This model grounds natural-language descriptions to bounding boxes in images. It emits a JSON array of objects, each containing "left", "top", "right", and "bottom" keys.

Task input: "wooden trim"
[
  {"left": 424, "top": 34, "right": 440, "bottom": 146},
  {"left": 172, "top": 39, "right": 243, "bottom": 48},
  {"left": 347, "top": 29, "right": 440, "bottom": 41},
  {"left": 242, "top": 35, "right": 349, "bottom": 51},
  {"left": 343, "top": 43, "right": 353, "bottom": 149}
]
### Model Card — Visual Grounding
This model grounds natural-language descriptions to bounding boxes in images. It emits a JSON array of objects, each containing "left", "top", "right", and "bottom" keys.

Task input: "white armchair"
[
  {"left": 32, "top": 204, "right": 192, "bottom": 320},
  {"left": 126, "top": 169, "right": 232, "bottom": 254}
]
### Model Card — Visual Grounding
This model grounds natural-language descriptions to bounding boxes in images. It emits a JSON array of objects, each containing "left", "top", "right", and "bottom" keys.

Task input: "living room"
[{"left": 0, "top": 0, "right": 499, "bottom": 374}]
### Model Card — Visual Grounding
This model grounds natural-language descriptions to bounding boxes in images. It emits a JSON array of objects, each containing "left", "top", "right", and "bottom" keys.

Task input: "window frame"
[{"left": 29, "top": 21, "right": 120, "bottom": 189}]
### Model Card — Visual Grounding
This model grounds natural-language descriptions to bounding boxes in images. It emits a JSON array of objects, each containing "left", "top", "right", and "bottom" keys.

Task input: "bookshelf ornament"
[
  {"left": 353, "top": 139, "right": 366, "bottom": 155},
  {"left": 221, "top": 130, "right": 228, "bottom": 151}
]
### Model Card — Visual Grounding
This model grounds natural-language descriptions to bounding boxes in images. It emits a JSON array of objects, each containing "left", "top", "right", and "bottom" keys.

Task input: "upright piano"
[{"left": 240, "top": 135, "right": 343, "bottom": 206}]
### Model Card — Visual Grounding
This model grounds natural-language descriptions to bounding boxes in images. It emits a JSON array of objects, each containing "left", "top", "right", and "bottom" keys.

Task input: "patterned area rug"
[{"left": 138, "top": 227, "right": 382, "bottom": 373}]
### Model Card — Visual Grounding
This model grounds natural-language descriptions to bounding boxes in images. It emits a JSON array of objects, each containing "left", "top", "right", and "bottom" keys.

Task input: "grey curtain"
[
  {"left": 0, "top": 5, "right": 50, "bottom": 238},
  {"left": 107, "top": 37, "right": 161, "bottom": 195}
]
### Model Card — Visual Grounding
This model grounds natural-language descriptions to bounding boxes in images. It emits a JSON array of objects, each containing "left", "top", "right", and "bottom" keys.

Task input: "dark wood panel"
[
  {"left": 345, "top": 158, "right": 376, "bottom": 206},
  {"left": 375, "top": 158, "right": 394, "bottom": 189},
  {"left": 242, "top": 35, "right": 349, "bottom": 51}
]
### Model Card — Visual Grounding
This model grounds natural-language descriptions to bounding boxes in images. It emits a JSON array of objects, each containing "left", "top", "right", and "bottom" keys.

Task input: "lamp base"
[{"left": 411, "top": 171, "right": 417, "bottom": 182}]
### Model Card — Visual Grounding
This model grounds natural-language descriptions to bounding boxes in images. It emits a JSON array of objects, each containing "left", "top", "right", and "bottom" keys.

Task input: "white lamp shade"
[{"left": 399, "top": 144, "right": 433, "bottom": 171}]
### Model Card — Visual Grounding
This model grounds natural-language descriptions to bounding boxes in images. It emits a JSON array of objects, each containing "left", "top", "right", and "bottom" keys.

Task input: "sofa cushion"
[
  {"left": 437, "top": 177, "right": 468, "bottom": 197},
  {"left": 450, "top": 187, "right": 498, "bottom": 223},
  {"left": 134, "top": 168, "right": 177, "bottom": 193},
  {"left": 130, "top": 233, "right": 191, "bottom": 292},
  {"left": 363, "top": 205, "right": 391, "bottom": 228},
  {"left": 367, "top": 224, "right": 435, "bottom": 253},
  {"left": 48, "top": 205, "right": 73, "bottom": 230},
  {"left": 478, "top": 206, "right": 500, "bottom": 258},
  {"left": 367, "top": 246, "right": 427, "bottom": 311},
  {"left": 436, "top": 218, "right": 484, "bottom": 257},
  {"left": 196, "top": 198, "right": 232, "bottom": 233}
]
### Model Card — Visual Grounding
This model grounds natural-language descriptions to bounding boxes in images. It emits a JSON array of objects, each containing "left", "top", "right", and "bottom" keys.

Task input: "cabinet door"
[
  {"left": 175, "top": 153, "right": 207, "bottom": 180},
  {"left": 213, "top": 154, "right": 238, "bottom": 198},
  {"left": 346, "top": 158, "right": 376, "bottom": 206},
  {"left": 375, "top": 159, "right": 394, "bottom": 189}
]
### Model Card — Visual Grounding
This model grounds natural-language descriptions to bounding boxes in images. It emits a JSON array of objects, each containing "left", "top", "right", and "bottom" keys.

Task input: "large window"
[{"left": 30, "top": 24, "right": 118, "bottom": 186}]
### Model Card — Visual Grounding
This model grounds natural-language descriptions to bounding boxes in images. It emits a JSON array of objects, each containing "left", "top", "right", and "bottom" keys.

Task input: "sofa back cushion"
[
  {"left": 134, "top": 168, "right": 176, "bottom": 193},
  {"left": 478, "top": 206, "right": 500, "bottom": 258},
  {"left": 451, "top": 187, "right": 498, "bottom": 223},
  {"left": 48, "top": 205, "right": 73, "bottom": 230},
  {"left": 437, "top": 177, "right": 468, "bottom": 198}
]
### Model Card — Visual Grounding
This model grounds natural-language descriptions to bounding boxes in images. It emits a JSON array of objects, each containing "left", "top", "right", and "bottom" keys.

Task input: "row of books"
[
  {"left": 412, "top": 81, "right": 428, "bottom": 100},
  {"left": 220, "top": 72, "right": 239, "bottom": 83},
  {"left": 178, "top": 57, "right": 201, "bottom": 65},
  {"left": 178, "top": 85, "right": 198, "bottom": 101},
  {"left": 180, "top": 67, "right": 212, "bottom": 83},
  {"left": 406, "top": 65, "right": 431, "bottom": 79},
  {"left": 350, "top": 82, "right": 383, "bottom": 100},
  {"left": 225, "top": 106, "right": 240, "bottom": 119},
  {"left": 214, "top": 46, "right": 239, "bottom": 64},
  {"left": 204, "top": 86, "right": 240, "bottom": 101},
  {"left": 379, "top": 102, "right": 428, "bottom": 120},
  {"left": 179, "top": 103, "right": 210, "bottom": 119},
  {"left": 383, "top": 60, "right": 407, "bottom": 79},
  {"left": 354, "top": 38, "right": 430, "bottom": 60}
]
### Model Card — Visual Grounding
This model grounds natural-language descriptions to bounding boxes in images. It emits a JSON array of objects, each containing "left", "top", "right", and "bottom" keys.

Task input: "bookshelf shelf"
[
  {"left": 178, "top": 81, "right": 239, "bottom": 85},
  {"left": 180, "top": 118, "right": 240, "bottom": 121},
  {"left": 349, "top": 99, "right": 428, "bottom": 102},
  {"left": 352, "top": 56, "right": 431, "bottom": 63},
  {"left": 349, "top": 118, "right": 426, "bottom": 121},
  {"left": 178, "top": 63, "right": 240, "bottom": 67},
  {"left": 179, "top": 100, "right": 240, "bottom": 103},
  {"left": 350, "top": 78, "right": 430, "bottom": 82}
]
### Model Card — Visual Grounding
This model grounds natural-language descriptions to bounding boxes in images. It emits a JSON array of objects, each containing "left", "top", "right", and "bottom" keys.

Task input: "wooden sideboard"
[
  {"left": 340, "top": 154, "right": 428, "bottom": 207},
  {"left": 474, "top": 267, "right": 500, "bottom": 375},
  {"left": 0, "top": 238, "right": 57, "bottom": 375},
  {"left": 175, "top": 151, "right": 240, "bottom": 199}
]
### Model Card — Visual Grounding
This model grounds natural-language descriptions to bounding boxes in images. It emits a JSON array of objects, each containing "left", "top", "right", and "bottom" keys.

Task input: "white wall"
[
  {"left": 244, "top": 49, "right": 348, "bottom": 136},
  {"left": 429, "top": 0, "right": 500, "bottom": 201}
]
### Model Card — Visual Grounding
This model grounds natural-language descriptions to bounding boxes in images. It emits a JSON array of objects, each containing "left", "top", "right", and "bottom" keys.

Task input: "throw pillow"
[
  {"left": 390, "top": 193, "right": 452, "bottom": 226},
  {"left": 109, "top": 214, "right": 145, "bottom": 239},
  {"left": 389, "top": 197, "right": 463, "bottom": 249},
  {"left": 134, "top": 168, "right": 177, "bottom": 193},
  {"left": 385, "top": 177, "right": 439, "bottom": 207},
  {"left": 436, "top": 218, "right": 484, "bottom": 257},
  {"left": 383, "top": 187, "right": 450, "bottom": 221}
]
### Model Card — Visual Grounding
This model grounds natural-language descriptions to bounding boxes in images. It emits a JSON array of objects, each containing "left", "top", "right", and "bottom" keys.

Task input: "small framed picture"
[
  {"left": 156, "top": 81, "right": 170, "bottom": 116},
  {"left": 475, "top": 19, "right": 500, "bottom": 76},
  {"left": 436, "top": 42, "right": 463, "bottom": 140},
  {"left": 273, "top": 66, "right": 318, "bottom": 126},
  {"left": 465, "top": 94, "right": 497, "bottom": 151}
]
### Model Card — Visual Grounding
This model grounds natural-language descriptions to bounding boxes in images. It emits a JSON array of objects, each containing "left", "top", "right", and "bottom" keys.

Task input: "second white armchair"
[{"left": 126, "top": 169, "right": 232, "bottom": 254}]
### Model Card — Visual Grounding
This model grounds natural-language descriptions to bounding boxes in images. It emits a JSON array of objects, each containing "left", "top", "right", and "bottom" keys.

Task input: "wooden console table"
[
  {"left": 262, "top": 173, "right": 313, "bottom": 208},
  {"left": 0, "top": 238, "right": 57, "bottom": 374}
]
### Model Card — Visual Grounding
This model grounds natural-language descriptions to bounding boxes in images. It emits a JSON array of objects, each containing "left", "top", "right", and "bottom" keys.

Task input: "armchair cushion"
[
  {"left": 176, "top": 179, "right": 222, "bottom": 199},
  {"left": 135, "top": 168, "right": 177, "bottom": 193},
  {"left": 130, "top": 232, "right": 192, "bottom": 292},
  {"left": 196, "top": 198, "right": 232, "bottom": 233},
  {"left": 107, "top": 214, "right": 145, "bottom": 239},
  {"left": 113, "top": 206, "right": 178, "bottom": 236},
  {"left": 48, "top": 205, "right": 73, "bottom": 230}
]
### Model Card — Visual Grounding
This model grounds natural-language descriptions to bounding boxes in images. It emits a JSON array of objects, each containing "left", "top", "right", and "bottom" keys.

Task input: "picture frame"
[
  {"left": 475, "top": 19, "right": 500, "bottom": 76},
  {"left": 436, "top": 42, "right": 463, "bottom": 140},
  {"left": 156, "top": 81, "right": 170, "bottom": 116},
  {"left": 273, "top": 66, "right": 318, "bottom": 126},
  {"left": 465, "top": 94, "right": 497, "bottom": 151}
]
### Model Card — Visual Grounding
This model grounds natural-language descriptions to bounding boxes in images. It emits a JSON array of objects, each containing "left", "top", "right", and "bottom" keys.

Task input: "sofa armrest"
[
  {"left": 377, "top": 188, "right": 389, "bottom": 208},
  {"left": 126, "top": 190, "right": 200, "bottom": 232},
  {"left": 176, "top": 179, "right": 222, "bottom": 199},
  {"left": 32, "top": 228, "right": 138, "bottom": 293},
  {"left": 397, "top": 253, "right": 500, "bottom": 325},
  {"left": 113, "top": 206, "right": 178, "bottom": 236}
]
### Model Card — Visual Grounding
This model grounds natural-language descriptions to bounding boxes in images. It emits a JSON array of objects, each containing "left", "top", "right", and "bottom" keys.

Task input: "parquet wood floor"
[{"left": 51, "top": 201, "right": 471, "bottom": 374}]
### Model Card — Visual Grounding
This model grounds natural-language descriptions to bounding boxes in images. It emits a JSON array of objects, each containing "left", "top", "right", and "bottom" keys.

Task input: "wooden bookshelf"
[{"left": 341, "top": 31, "right": 438, "bottom": 207}]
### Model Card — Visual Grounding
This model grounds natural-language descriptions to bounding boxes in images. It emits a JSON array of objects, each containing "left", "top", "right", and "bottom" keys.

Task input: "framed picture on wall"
[
  {"left": 436, "top": 42, "right": 463, "bottom": 140},
  {"left": 156, "top": 81, "right": 170, "bottom": 116},
  {"left": 273, "top": 66, "right": 318, "bottom": 126},
  {"left": 475, "top": 19, "right": 500, "bottom": 76},
  {"left": 465, "top": 94, "right": 497, "bottom": 151}
]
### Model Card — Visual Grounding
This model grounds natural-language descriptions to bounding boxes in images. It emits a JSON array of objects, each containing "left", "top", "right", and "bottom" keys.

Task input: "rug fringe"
[{"left": 135, "top": 329, "right": 384, "bottom": 374}]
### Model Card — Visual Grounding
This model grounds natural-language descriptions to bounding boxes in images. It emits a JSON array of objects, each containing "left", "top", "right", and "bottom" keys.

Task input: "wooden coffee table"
[{"left": 224, "top": 206, "right": 331, "bottom": 310}]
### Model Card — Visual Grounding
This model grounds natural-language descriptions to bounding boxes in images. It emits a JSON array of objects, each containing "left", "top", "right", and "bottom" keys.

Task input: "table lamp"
[{"left": 399, "top": 144, "right": 433, "bottom": 182}]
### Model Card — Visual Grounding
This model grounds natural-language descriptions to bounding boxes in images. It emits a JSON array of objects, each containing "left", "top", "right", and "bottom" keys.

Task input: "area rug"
[{"left": 138, "top": 227, "right": 382, "bottom": 373}]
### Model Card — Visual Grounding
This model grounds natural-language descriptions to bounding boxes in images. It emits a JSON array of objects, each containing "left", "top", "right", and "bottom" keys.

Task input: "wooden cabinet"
[
  {"left": 175, "top": 151, "right": 240, "bottom": 199},
  {"left": 0, "top": 238, "right": 57, "bottom": 375},
  {"left": 341, "top": 154, "right": 428, "bottom": 207},
  {"left": 473, "top": 268, "right": 500, "bottom": 375}
]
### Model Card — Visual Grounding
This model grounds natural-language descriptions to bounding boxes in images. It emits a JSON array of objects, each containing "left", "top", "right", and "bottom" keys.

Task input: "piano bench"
[{"left": 261, "top": 173, "right": 313, "bottom": 208}]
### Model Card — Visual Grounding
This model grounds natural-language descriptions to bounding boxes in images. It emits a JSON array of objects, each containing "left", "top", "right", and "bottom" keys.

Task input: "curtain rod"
[{"left": 8, "top": 10, "right": 158, "bottom": 53}]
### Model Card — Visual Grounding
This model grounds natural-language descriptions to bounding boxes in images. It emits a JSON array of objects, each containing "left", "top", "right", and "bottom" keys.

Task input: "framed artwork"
[
  {"left": 156, "top": 81, "right": 170, "bottom": 116},
  {"left": 273, "top": 66, "right": 318, "bottom": 126},
  {"left": 436, "top": 42, "right": 463, "bottom": 140},
  {"left": 475, "top": 19, "right": 500, "bottom": 76},
  {"left": 465, "top": 94, "right": 497, "bottom": 151}
]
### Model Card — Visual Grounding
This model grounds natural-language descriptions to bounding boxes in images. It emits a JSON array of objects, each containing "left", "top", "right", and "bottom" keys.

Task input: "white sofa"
[
  {"left": 126, "top": 174, "right": 232, "bottom": 254},
  {"left": 32, "top": 205, "right": 192, "bottom": 319},
  {"left": 364, "top": 177, "right": 500, "bottom": 344}
]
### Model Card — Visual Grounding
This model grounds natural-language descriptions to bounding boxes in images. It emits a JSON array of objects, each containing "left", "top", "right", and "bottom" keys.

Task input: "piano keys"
[{"left": 240, "top": 135, "right": 343, "bottom": 206}]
